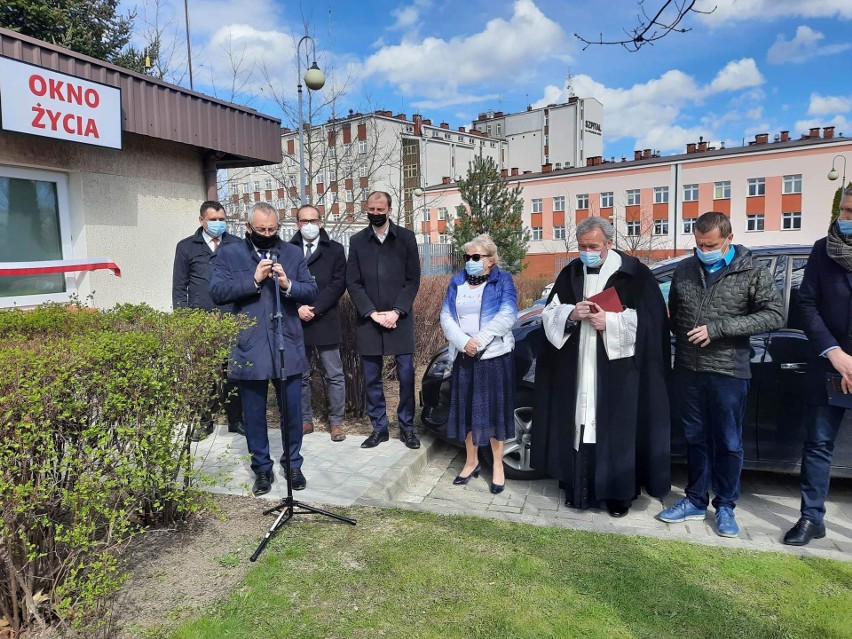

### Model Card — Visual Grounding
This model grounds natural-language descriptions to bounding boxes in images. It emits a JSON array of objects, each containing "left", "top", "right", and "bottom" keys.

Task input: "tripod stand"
[{"left": 251, "top": 252, "right": 356, "bottom": 562}]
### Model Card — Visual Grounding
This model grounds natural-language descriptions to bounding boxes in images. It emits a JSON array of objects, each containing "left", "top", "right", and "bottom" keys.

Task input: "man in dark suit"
[
  {"left": 784, "top": 187, "right": 852, "bottom": 546},
  {"left": 289, "top": 204, "right": 347, "bottom": 442},
  {"left": 346, "top": 191, "right": 421, "bottom": 449},
  {"left": 172, "top": 200, "right": 244, "bottom": 441},
  {"left": 210, "top": 202, "right": 317, "bottom": 496}
]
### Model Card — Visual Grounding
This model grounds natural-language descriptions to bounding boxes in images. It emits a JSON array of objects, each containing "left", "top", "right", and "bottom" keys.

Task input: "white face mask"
[{"left": 300, "top": 223, "right": 320, "bottom": 241}]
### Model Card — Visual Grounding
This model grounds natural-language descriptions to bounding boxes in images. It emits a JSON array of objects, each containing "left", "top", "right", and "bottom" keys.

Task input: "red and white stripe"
[{"left": 0, "top": 258, "right": 121, "bottom": 278}]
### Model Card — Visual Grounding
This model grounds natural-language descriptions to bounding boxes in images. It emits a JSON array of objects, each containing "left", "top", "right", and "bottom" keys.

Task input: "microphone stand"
[{"left": 251, "top": 251, "right": 356, "bottom": 562}]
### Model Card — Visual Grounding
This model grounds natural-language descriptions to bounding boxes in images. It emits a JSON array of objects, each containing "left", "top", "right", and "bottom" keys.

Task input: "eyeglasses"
[
  {"left": 464, "top": 253, "right": 489, "bottom": 262},
  {"left": 249, "top": 223, "right": 280, "bottom": 236},
  {"left": 298, "top": 218, "right": 320, "bottom": 225}
]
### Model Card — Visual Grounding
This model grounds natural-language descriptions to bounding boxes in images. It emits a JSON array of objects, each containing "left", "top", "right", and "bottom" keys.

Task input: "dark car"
[{"left": 420, "top": 246, "right": 852, "bottom": 481}]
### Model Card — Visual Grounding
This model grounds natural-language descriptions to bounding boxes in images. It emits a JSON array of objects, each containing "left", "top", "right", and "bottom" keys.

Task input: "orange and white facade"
[{"left": 421, "top": 128, "right": 851, "bottom": 276}]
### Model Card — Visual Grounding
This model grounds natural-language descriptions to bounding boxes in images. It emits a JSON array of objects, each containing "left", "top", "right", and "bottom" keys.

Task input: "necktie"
[
  {"left": 212, "top": 237, "right": 219, "bottom": 251},
  {"left": 306, "top": 242, "right": 313, "bottom": 259}
]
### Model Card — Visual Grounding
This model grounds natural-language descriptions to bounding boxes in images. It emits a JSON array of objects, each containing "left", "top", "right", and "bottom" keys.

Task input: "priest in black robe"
[{"left": 531, "top": 216, "right": 671, "bottom": 517}]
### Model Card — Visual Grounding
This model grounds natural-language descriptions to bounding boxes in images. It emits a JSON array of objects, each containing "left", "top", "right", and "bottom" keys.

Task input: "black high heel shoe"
[
  {"left": 453, "top": 464, "right": 481, "bottom": 485},
  {"left": 489, "top": 482, "right": 505, "bottom": 494}
]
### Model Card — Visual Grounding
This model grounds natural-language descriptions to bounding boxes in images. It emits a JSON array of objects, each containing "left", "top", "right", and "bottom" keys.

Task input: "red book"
[{"left": 586, "top": 287, "right": 623, "bottom": 313}]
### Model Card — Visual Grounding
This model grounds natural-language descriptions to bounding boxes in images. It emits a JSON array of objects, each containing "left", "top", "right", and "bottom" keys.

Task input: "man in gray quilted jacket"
[{"left": 657, "top": 211, "right": 784, "bottom": 538}]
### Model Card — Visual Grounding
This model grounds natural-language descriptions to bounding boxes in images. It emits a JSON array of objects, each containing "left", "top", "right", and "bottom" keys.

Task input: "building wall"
[{"left": 1, "top": 130, "right": 205, "bottom": 310}]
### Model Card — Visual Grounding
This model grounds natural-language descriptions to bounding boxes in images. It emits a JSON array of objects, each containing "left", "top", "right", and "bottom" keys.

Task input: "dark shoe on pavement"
[
  {"left": 783, "top": 517, "right": 826, "bottom": 546},
  {"left": 606, "top": 500, "right": 630, "bottom": 518},
  {"left": 190, "top": 421, "right": 215, "bottom": 442},
  {"left": 303, "top": 422, "right": 315, "bottom": 435},
  {"left": 399, "top": 429, "right": 421, "bottom": 449},
  {"left": 227, "top": 421, "right": 246, "bottom": 436},
  {"left": 290, "top": 468, "right": 307, "bottom": 490},
  {"left": 330, "top": 424, "right": 346, "bottom": 442},
  {"left": 252, "top": 471, "right": 275, "bottom": 496},
  {"left": 361, "top": 430, "right": 390, "bottom": 448}
]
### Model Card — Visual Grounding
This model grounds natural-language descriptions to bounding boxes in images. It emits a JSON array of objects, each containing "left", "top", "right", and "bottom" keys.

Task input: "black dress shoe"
[
  {"left": 361, "top": 430, "right": 390, "bottom": 448},
  {"left": 606, "top": 500, "right": 630, "bottom": 518},
  {"left": 290, "top": 468, "right": 307, "bottom": 491},
  {"left": 227, "top": 421, "right": 246, "bottom": 436},
  {"left": 783, "top": 518, "right": 826, "bottom": 546},
  {"left": 399, "top": 429, "right": 421, "bottom": 449},
  {"left": 252, "top": 471, "right": 275, "bottom": 496}
]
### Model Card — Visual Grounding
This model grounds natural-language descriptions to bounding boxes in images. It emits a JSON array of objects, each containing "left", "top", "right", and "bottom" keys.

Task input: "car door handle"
[{"left": 780, "top": 363, "right": 806, "bottom": 371}]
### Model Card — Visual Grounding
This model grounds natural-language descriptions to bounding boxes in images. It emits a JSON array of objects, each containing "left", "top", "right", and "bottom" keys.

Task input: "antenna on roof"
[{"left": 566, "top": 68, "right": 575, "bottom": 98}]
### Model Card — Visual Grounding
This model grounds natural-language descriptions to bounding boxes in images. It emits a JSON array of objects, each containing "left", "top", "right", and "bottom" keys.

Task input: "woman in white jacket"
[{"left": 440, "top": 234, "right": 518, "bottom": 493}]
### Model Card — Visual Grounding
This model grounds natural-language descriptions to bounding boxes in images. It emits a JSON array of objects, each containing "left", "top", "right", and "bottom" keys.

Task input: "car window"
[
  {"left": 655, "top": 270, "right": 674, "bottom": 305},
  {"left": 786, "top": 256, "right": 809, "bottom": 330}
]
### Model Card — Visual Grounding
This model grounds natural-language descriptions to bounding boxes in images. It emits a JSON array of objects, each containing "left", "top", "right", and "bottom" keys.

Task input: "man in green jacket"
[{"left": 657, "top": 211, "right": 784, "bottom": 538}]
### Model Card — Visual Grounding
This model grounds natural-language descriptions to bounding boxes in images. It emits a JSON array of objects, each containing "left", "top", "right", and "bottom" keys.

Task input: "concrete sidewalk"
[{"left": 193, "top": 426, "right": 852, "bottom": 562}]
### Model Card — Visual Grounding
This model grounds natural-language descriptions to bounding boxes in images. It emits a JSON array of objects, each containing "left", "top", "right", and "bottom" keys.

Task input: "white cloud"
[
  {"left": 708, "top": 58, "right": 764, "bottom": 93},
  {"left": 809, "top": 93, "right": 852, "bottom": 115},
  {"left": 793, "top": 114, "right": 851, "bottom": 137},
  {"left": 413, "top": 93, "right": 501, "bottom": 109},
  {"left": 361, "top": 0, "right": 566, "bottom": 107},
  {"left": 390, "top": 0, "right": 433, "bottom": 31},
  {"left": 702, "top": 0, "right": 852, "bottom": 24},
  {"left": 767, "top": 25, "right": 852, "bottom": 64}
]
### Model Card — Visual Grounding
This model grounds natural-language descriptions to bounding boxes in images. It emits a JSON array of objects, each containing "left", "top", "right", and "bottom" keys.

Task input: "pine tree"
[
  {"left": 450, "top": 155, "right": 530, "bottom": 274},
  {"left": 831, "top": 182, "right": 851, "bottom": 222}
]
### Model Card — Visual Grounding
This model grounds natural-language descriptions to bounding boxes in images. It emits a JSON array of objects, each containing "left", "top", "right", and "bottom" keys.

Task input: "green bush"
[{"left": 0, "top": 303, "right": 243, "bottom": 633}]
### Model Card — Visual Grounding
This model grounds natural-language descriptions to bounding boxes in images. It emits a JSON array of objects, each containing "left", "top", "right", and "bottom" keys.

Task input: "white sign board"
[{"left": 0, "top": 57, "right": 122, "bottom": 149}]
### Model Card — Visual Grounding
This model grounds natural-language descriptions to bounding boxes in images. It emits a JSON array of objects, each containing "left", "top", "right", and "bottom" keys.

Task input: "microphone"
[{"left": 266, "top": 248, "right": 279, "bottom": 263}]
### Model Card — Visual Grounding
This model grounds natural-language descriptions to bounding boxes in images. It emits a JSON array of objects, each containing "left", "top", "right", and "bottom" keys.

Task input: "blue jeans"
[
  {"left": 362, "top": 353, "right": 415, "bottom": 434},
  {"left": 301, "top": 345, "right": 346, "bottom": 426},
  {"left": 676, "top": 368, "right": 749, "bottom": 510},
  {"left": 800, "top": 404, "right": 846, "bottom": 524},
  {"left": 240, "top": 376, "right": 303, "bottom": 475}
]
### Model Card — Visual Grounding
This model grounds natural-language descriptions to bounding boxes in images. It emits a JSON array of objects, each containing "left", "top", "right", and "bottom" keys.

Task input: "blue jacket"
[
  {"left": 440, "top": 266, "right": 517, "bottom": 361},
  {"left": 209, "top": 236, "right": 317, "bottom": 380},
  {"left": 795, "top": 236, "right": 852, "bottom": 404}
]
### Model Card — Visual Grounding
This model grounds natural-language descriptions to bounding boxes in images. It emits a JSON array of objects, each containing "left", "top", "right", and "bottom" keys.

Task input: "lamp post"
[
  {"left": 413, "top": 187, "right": 427, "bottom": 243},
  {"left": 296, "top": 35, "right": 325, "bottom": 206},
  {"left": 828, "top": 154, "right": 847, "bottom": 190}
]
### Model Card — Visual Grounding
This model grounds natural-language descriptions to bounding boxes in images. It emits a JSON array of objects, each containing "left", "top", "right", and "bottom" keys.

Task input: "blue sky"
[{"left": 123, "top": 0, "right": 852, "bottom": 160}]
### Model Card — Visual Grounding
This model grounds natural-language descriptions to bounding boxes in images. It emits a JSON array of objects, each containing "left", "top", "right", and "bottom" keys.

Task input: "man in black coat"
[
  {"left": 289, "top": 204, "right": 348, "bottom": 442},
  {"left": 210, "top": 202, "right": 317, "bottom": 496},
  {"left": 784, "top": 188, "right": 852, "bottom": 546},
  {"left": 346, "top": 191, "right": 421, "bottom": 449},
  {"left": 172, "top": 200, "right": 244, "bottom": 441},
  {"left": 531, "top": 216, "right": 671, "bottom": 518}
]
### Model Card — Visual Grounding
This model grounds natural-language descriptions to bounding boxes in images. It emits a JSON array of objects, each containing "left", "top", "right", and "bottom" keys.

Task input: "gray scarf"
[{"left": 826, "top": 220, "right": 852, "bottom": 272}]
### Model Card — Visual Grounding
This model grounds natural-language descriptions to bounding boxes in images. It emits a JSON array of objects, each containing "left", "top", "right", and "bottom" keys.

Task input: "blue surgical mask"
[
  {"left": 465, "top": 260, "right": 484, "bottom": 276},
  {"left": 206, "top": 220, "right": 226, "bottom": 238},
  {"left": 838, "top": 219, "right": 852, "bottom": 236},
  {"left": 580, "top": 251, "right": 602, "bottom": 268},
  {"left": 696, "top": 242, "right": 729, "bottom": 266}
]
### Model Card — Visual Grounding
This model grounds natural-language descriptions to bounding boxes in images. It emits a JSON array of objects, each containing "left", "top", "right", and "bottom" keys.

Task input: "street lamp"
[
  {"left": 296, "top": 35, "right": 325, "bottom": 206},
  {"left": 413, "top": 187, "right": 428, "bottom": 242},
  {"left": 828, "top": 154, "right": 847, "bottom": 188}
]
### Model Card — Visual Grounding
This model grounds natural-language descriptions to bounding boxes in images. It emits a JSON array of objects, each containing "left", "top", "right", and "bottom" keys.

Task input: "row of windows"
[{"left": 527, "top": 174, "right": 804, "bottom": 211}]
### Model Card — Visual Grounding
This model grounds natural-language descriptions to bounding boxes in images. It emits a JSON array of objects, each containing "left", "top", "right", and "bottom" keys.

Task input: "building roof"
[{"left": 0, "top": 27, "right": 282, "bottom": 167}]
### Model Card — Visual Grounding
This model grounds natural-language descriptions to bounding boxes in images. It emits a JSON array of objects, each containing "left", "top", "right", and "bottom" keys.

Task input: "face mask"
[
  {"left": 300, "top": 223, "right": 320, "bottom": 241},
  {"left": 248, "top": 225, "right": 278, "bottom": 250},
  {"left": 465, "top": 260, "right": 485, "bottom": 276},
  {"left": 206, "top": 220, "right": 226, "bottom": 238},
  {"left": 368, "top": 213, "right": 388, "bottom": 228},
  {"left": 579, "top": 251, "right": 602, "bottom": 268},
  {"left": 696, "top": 242, "right": 729, "bottom": 265},
  {"left": 838, "top": 219, "right": 852, "bottom": 236}
]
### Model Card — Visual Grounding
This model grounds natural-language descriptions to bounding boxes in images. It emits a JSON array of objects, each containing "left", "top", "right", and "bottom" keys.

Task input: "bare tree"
[
  {"left": 615, "top": 203, "right": 670, "bottom": 263},
  {"left": 575, "top": 0, "right": 716, "bottom": 52},
  {"left": 135, "top": 0, "right": 188, "bottom": 85}
]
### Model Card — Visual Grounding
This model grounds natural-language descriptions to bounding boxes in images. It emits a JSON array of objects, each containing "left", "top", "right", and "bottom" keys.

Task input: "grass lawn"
[{"left": 157, "top": 507, "right": 851, "bottom": 639}]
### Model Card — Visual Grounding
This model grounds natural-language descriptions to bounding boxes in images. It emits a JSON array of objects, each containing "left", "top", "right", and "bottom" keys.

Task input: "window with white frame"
[
  {"left": 682, "top": 217, "right": 696, "bottom": 234},
  {"left": 439, "top": 233, "right": 448, "bottom": 243},
  {"left": 358, "top": 140, "right": 367, "bottom": 154},
  {"left": 601, "top": 191, "right": 614, "bottom": 208},
  {"left": 328, "top": 168, "right": 337, "bottom": 183},
  {"left": 654, "top": 186, "right": 669, "bottom": 204},
  {"left": 747, "top": 177, "right": 766, "bottom": 197},
  {"left": 0, "top": 166, "right": 71, "bottom": 302},
  {"left": 553, "top": 225, "right": 566, "bottom": 240},
  {"left": 626, "top": 220, "right": 641, "bottom": 236},
  {"left": 626, "top": 189, "right": 641, "bottom": 206},
  {"left": 438, "top": 207, "right": 448, "bottom": 220},
  {"left": 316, "top": 170, "right": 325, "bottom": 184},
  {"left": 683, "top": 184, "right": 699, "bottom": 201},
  {"left": 242, "top": 183, "right": 250, "bottom": 194},
  {"left": 553, "top": 196, "right": 565, "bottom": 211},
  {"left": 653, "top": 219, "right": 669, "bottom": 235},
  {"left": 782, "top": 212, "right": 802, "bottom": 230},
  {"left": 253, "top": 181, "right": 260, "bottom": 192},
  {"left": 532, "top": 226, "right": 543, "bottom": 240},
  {"left": 746, "top": 214, "right": 765, "bottom": 231},
  {"left": 714, "top": 181, "right": 731, "bottom": 199},
  {"left": 329, "top": 147, "right": 337, "bottom": 160},
  {"left": 531, "top": 198, "right": 543, "bottom": 213},
  {"left": 345, "top": 190, "right": 354, "bottom": 203},
  {"left": 576, "top": 193, "right": 589, "bottom": 209},
  {"left": 783, "top": 174, "right": 802, "bottom": 194},
  {"left": 359, "top": 164, "right": 368, "bottom": 178},
  {"left": 423, "top": 208, "right": 431, "bottom": 222},
  {"left": 231, "top": 183, "right": 240, "bottom": 196},
  {"left": 265, "top": 178, "right": 272, "bottom": 190}
]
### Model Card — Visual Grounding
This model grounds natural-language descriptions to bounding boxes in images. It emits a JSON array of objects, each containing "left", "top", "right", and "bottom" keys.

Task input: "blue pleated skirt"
[{"left": 446, "top": 351, "right": 515, "bottom": 446}]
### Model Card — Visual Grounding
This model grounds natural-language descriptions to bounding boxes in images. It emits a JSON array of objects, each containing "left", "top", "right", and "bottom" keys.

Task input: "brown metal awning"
[{"left": 0, "top": 27, "right": 282, "bottom": 168}]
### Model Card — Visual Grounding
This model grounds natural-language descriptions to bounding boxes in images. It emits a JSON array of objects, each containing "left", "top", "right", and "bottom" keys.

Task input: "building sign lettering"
[
  {"left": 0, "top": 57, "right": 121, "bottom": 149},
  {"left": 585, "top": 120, "right": 602, "bottom": 136}
]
